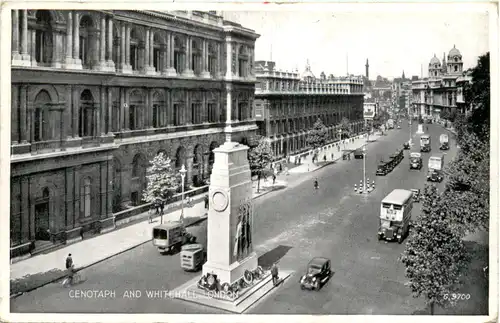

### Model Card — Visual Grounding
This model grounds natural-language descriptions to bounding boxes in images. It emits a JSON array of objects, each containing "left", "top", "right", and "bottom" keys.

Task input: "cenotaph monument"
[
  {"left": 172, "top": 36, "right": 292, "bottom": 312},
  {"left": 416, "top": 123, "right": 424, "bottom": 134}
]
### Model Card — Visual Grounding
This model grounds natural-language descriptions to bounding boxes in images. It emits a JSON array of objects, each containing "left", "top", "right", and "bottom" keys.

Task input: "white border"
[{"left": 0, "top": 2, "right": 498, "bottom": 323}]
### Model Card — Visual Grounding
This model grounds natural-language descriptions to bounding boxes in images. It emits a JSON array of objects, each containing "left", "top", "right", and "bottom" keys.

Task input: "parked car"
[
  {"left": 300, "top": 257, "right": 332, "bottom": 291},
  {"left": 403, "top": 142, "right": 410, "bottom": 150},
  {"left": 354, "top": 149, "right": 364, "bottom": 159}
]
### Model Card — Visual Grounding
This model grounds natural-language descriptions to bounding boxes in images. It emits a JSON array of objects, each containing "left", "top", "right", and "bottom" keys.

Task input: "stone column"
[
  {"left": 21, "top": 10, "right": 29, "bottom": 61},
  {"left": 165, "top": 32, "right": 176, "bottom": 76},
  {"left": 51, "top": 29, "right": 63, "bottom": 68},
  {"left": 120, "top": 23, "right": 126, "bottom": 70},
  {"left": 30, "top": 29, "right": 37, "bottom": 66},
  {"left": 182, "top": 35, "right": 194, "bottom": 77},
  {"left": 72, "top": 12, "right": 82, "bottom": 68},
  {"left": 106, "top": 17, "right": 115, "bottom": 69},
  {"left": 201, "top": 39, "right": 210, "bottom": 78},
  {"left": 100, "top": 86, "right": 106, "bottom": 135},
  {"left": 119, "top": 88, "right": 125, "bottom": 131},
  {"left": 99, "top": 16, "right": 106, "bottom": 69},
  {"left": 186, "top": 155, "right": 194, "bottom": 185},
  {"left": 72, "top": 87, "right": 79, "bottom": 137},
  {"left": 107, "top": 87, "right": 113, "bottom": 134},
  {"left": 144, "top": 28, "right": 150, "bottom": 69},
  {"left": 65, "top": 11, "right": 73, "bottom": 67},
  {"left": 11, "top": 10, "right": 21, "bottom": 62},
  {"left": 149, "top": 30, "right": 154, "bottom": 68},
  {"left": 19, "top": 85, "right": 27, "bottom": 142},
  {"left": 234, "top": 43, "right": 240, "bottom": 78},
  {"left": 64, "top": 85, "right": 72, "bottom": 139},
  {"left": 124, "top": 89, "right": 130, "bottom": 130},
  {"left": 217, "top": 42, "right": 222, "bottom": 78},
  {"left": 225, "top": 41, "right": 232, "bottom": 79},
  {"left": 124, "top": 25, "right": 131, "bottom": 73}
]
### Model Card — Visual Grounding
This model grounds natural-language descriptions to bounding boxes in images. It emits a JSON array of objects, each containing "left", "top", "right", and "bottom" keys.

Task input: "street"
[{"left": 11, "top": 122, "right": 466, "bottom": 314}]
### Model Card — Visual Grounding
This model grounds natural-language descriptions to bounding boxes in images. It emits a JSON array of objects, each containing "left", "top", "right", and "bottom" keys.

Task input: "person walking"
[
  {"left": 204, "top": 194, "right": 209, "bottom": 209},
  {"left": 160, "top": 201, "right": 165, "bottom": 215},
  {"left": 271, "top": 262, "right": 279, "bottom": 286},
  {"left": 272, "top": 174, "right": 276, "bottom": 185},
  {"left": 65, "top": 254, "right": 75, "bottom": 286},
  {"left": 314, "top": 178, "right": 319, "bottom": 190}
]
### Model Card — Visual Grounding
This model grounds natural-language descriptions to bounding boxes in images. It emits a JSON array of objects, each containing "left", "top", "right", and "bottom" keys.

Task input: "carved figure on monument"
[{"left": 233, "top": 199, "right": 252, "bottom": 261}]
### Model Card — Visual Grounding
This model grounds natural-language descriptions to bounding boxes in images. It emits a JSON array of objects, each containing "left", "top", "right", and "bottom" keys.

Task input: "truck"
[
  {"left": 387, "top": 119, "right": 394, "bottom": 129},
  {"left": 439, "top": 134, "right": 449, "bottom": 150},
  {"left": 427, "top": 155, "right": 444, "bottom": 182},
  {"left": 152, "top": 222, "right": 197, "bottom": 254},
  {"left": 420, "top": 134, "right": 431, "bottom": 152}
]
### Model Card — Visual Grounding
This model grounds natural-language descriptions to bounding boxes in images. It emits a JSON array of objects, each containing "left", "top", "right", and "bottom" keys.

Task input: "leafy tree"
[
  {"left": 463, "top": 52, "right": 490, "bottom": 142},
  {"left": 400, "top": 184, "right": 469, "bottom": 315},
  {"left": 441, "top": 130, "right": 489, "bottom": 237},
  {"left": 142, "top": 153, "right": 179, "bottom": 221},
  {"left": 248, "top": 136, "right": 274, "bottom": 193},
  {"left": 340, "top": 117, "right": 351, "bottom": 138},
  {"left": 306, "top": 118, "right": 328, "bottom": 151}
]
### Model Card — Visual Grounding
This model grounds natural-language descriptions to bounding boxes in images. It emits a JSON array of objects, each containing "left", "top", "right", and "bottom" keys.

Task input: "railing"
[
  {"left": 114, "top": 185, "right": 209, "bottom": 223},
  {"left": 30, "top": 139, "right": 62, "bottom": 154}
]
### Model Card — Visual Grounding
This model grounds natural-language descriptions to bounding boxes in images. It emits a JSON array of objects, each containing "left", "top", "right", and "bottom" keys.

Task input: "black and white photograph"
[{"left": 1, "top": 2, "right": 497, "bottom": 322}]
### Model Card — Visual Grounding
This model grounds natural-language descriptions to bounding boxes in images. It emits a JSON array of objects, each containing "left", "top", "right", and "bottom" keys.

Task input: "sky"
[{"left": 222, "top": 6, "right": 490, "bottom": 80}]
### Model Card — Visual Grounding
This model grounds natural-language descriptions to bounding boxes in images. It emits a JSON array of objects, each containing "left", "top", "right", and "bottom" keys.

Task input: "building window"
[
  {"left": 152, "top": 104, "right": 160, "bottom": 128},
  {"left": 34, "top": 11, "right": 53, "bottom": 65},
  {"left": 174, "top": 37, "right": 184, "bottom": 73},
  {"left": 238, "top": 46, "right": 248, "bottom": 78},
  {"left": 208, "top": 43, "right": 217, "bottom": 77},
  {"left": 129, "top": 29, "right": 140, "bottom": 71},
  {"left": 191, "top": 40, "right": 201, "bottom": 75},
  {"left": 173, "top": 104, "right": 181, "bottom": 126},
  {"left": 79, "top": 90, "right": 95, "bottom": 137},
  {"left": 81, "top": 178, "right": 91, "bottom": 218},
  {"left": 79, "top": 15, "right": 95, "bottom": 69},
  {"left": 153, "top": 47, "right": 161, "bottom": 72},
  {"left": 191, "top": 103, "right": 201, "bottom": 124},
  {"left": 208, "top": 103, "right": 216, "bottom": 122}
]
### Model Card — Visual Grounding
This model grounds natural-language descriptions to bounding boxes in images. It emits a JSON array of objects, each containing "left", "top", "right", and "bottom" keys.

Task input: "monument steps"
[{"left": 173, "top": 270, "right": 294, "bottom": 313}]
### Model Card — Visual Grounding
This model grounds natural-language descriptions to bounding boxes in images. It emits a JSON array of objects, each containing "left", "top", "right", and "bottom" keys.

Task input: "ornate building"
[
  {"left": 10, "top": 9, "right": 259, "bottom": 257},
  {"left": 253, "top": 61, "right": 364, "bottom": 159},
  {"left": 411, "top": 45, "right": 464, "bottom": 118}
]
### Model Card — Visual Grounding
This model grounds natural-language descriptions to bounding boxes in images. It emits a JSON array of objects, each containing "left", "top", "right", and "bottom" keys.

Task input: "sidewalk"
[{"left": 289, "top": 133, "right": 380, "bottom": 174}]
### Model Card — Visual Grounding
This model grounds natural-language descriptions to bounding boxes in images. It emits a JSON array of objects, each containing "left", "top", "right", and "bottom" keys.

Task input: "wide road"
[{"left": 11, "top": 121, "right": 460, "bottom": 314}]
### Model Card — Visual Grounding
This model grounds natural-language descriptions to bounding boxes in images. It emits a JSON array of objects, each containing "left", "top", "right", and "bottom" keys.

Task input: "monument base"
[
  {"left": 203, "top": 252, "right": 258, "bottom": 285},
  {"left": 416, "top": 124, "right": 424, "bottom": 134},
  {"left": 172, "top": 269, "right": 293, "bottom": 313}
]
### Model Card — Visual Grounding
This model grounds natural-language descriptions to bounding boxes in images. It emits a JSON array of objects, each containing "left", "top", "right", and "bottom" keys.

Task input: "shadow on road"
[{"left": 258, "top": 245, "right": 293, "bottom": 270}]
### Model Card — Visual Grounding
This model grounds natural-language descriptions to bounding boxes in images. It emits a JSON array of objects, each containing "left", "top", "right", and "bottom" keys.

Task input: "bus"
[{"left": 378, "top": 189, "right": 414, "bottom": 243}]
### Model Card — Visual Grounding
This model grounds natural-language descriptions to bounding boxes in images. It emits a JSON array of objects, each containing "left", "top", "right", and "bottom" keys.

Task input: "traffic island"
[{"left": 171, "top": 269, "right": 293, "bottom": 313}]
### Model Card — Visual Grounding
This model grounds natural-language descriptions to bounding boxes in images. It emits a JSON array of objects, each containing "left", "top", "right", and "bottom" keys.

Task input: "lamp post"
[
  {"left": 179, "top": 164, "right": 187, "bottom": 221},
  {"left": 362, "top": 145, "right": 367, "bottom": 193}
]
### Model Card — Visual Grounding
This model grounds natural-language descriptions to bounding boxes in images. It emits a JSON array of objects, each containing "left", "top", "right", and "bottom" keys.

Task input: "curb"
[{"left": 10, "top": 215, "right": 208, "bottom": 299}]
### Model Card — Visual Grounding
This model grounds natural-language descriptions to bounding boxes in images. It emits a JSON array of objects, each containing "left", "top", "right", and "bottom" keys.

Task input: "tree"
[
  {"left": 248, "top": 136, "right": 274, "bottom": 193},
  {"left": 340, "top": 117, "right": 350, "bottom": 138},
  {"left": 400, "top": 185, "right": 469, "bottom": 315},
  {"left": 142, "top": 153, "right": 179, "bottom": 221},
  {"left": 441, "top": 130, "right": 489, "bottom": 237},
  {"left": 306, "top": 118, "right": 328, "bottom": 152},
  {"left": 463, "top": 52, "right": 490, "bottom": 142}
]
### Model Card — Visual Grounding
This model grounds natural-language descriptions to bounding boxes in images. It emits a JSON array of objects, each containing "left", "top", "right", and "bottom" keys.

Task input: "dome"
[
  {"left": 301, "top": 60, "right": 315, "bottom": 79},
  {"left": 448, "top": 45, "right": 461, "bottom": 58},
  {"left": 429, "top": 54, "right": 440, "bottom": 66}
]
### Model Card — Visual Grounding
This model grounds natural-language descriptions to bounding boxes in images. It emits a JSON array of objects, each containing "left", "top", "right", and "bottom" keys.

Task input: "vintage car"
[
  {"left": 409, "top": 152, "right": 423, "bottom": 170},
  {"left": 376, "top": 160, "right": 389, "bottom": 176},
  {"left": 300, "top": 257, "right": 332, "bottom": 291},
  {"left": 411, "top": 189, "right": 421, "bottom": 203},
  {"left": 354, "top": 148, "right": 364, "bottom": 159},
  {"left": 403, "top": 142, "right": 411, "bottom": 150}
]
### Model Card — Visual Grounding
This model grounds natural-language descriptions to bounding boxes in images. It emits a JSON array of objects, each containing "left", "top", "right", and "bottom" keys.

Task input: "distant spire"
[
  {"left": 346, "top": 53, "right": 349, "bottom": 75},
  {"left": 421, "top": 64, "right": 423, "bottom": 78},
  {"left": 270, "top": 44, "right": 272, "bottom": 61},
  {"left": 402, "top": 70, "right": 405, "bottom": 79}
]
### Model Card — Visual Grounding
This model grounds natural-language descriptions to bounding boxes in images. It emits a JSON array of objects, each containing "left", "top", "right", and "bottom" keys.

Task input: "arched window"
[
  {"left": 79, "top": 15, "right": 95, "bottom": 69},
  {"left": 33, "top": 90, "right": 52, "bottom": 142},
  {"left": 34, "top": 11, "right": 53, "bottom": 65},
  {"left": 130, "top": 29, "right": 139, "bottom": 71},
  {"left": 152, "top": 33, "right": 163, "bottom": 73},
  {"left": 152, "top": 92, "right": 164, "bottom": 128},
  {"left": 454, "top": 65, "right": 458, "bottom": 72},
  {"left": 79, "top": 90, "right": 95, "bottom": 137},
  {"left": 208, "top": 43, "right": 217, "bottom": 77},
  {"left": 191, "top": 40, "right": 201, "bottom": 75},
  {"left": 174, "top": 36, "right": 185, "bottom": 74},
  {"left": 81, "top": 178, "right": 91, "bottom": 218},
  {"left": 129, "top": 91, "right": 144, "bottom": 130}
]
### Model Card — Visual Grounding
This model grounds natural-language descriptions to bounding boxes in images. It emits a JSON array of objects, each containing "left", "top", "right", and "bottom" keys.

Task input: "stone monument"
[
  {"left": 202, "top": 138, "right": 258, "bottom": 284},
  {"left": 416, "top": 124, "right": 424, "bottom": 134}
]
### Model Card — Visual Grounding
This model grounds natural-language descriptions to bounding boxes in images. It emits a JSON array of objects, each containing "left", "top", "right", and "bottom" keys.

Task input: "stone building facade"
[
  {"left": 411, "top": 45, "right": 465, "bottom": 119},
  {"left": 253, "top": 61, "right": 364, "bottom": 159},
  {"left": 10, "top": 9, "right": 259, "bottom": 258}
]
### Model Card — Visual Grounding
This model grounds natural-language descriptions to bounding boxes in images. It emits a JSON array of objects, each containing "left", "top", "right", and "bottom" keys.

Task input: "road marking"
[{"left": 370, "top": 257, "right": 380, "bottom": 260}]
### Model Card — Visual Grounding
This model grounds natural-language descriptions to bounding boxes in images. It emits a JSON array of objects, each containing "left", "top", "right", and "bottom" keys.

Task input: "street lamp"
[
  {"left": 179, "top": 164, "right": 187, "bottom": 221},
  {"left": 362, "top": 145, "right": 367, "bottom": 193}
]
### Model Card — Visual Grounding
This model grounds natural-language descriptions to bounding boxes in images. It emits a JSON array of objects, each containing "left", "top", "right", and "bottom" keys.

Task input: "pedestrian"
[
  {"left": 279, "top": 163, "right": 282, "bottom": 172},
  {"left": 65, "top": 253, "right": 73, "bottom": 270},
  {"left": 272, "top": 174, "right": 276, "bottom": 185},
  {"left": 155, "top": 201, "right": 160, "bottom": 214},
  {"left": 65, "top": 253, "right": 75, "bottom": 285},
  {"left": 271, "top": 262, "right": 279, "bottom": 286},
  {"left": 323, "top": 155, "right": 327, "bottom": 162},
  {"left": 160, "top": 201, "right": 165, "bottom": 215},
  {"left": 331, "top": 153, "right": 334, "bottom": 160},
  {"left": 204, "top": 195, "right": 209, "bottom": 209}
]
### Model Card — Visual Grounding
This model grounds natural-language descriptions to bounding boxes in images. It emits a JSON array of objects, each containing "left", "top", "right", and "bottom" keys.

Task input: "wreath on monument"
[{"left": 243, "top": 270, "right": 254, "bottom": 285}]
